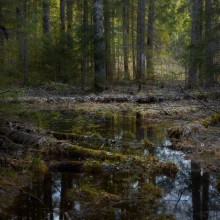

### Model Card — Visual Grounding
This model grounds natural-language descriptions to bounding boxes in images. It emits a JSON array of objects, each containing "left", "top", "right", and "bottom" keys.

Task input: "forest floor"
[
  {"left": 1, "top": 83, "right": 219, "bottom": 156},
  {"left": 0, "top": 84, "right": 220, "bottom": 217}
]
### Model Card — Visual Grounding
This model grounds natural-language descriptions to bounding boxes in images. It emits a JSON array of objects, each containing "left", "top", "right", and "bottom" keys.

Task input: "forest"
[{"left": 0, "top": 0, "right": 220, "bottom": 219}]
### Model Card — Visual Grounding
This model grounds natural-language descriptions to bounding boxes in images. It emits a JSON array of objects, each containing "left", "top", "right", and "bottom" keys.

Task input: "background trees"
[{"left": 0, "top": 0, "right": 219, "bottom": 90}]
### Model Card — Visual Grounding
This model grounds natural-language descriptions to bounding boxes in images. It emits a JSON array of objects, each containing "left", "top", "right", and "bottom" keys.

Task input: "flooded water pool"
[{"left": 2, "top": 109, "right": 220, "bottom": 219}]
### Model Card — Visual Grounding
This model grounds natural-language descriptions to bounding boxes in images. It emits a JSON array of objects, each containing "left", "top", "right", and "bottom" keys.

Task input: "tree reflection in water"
[{"left": 4, "top": 111, "right": 220, "bottom": 219}]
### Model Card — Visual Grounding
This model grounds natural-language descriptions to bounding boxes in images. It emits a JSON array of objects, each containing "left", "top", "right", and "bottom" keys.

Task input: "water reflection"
[
  {"left": 4, "top": 110, "right": 220, "bottom": 219},
  {"left": 156, "top": 147, "right": 220, "bottom": 220},
  {"left": 19, "top": 110, "right": 165, "bottom": 144}
]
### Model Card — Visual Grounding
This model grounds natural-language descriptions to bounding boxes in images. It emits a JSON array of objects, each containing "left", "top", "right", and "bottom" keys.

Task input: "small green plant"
[
  {"left": 50, "top": 82, "right": 69, "bottom": 92},
  {"left": 84, "top": 160, "right": 103, "bottom": 173},
  {"left": 90, "top": 131, "right": 103, "bottom": 139},
  {"left": 29, "top": 157, "right": 48, "bottom": 173},
  {"left": 144, "top": 138, "right": 153, "bottom": 148},
  {"left": 123, "top": 131, "right": 135, "bottom": 139}
]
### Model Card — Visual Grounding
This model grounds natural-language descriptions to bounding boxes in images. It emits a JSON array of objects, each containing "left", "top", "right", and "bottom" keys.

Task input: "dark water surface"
[{"left": 4, "top": 110, "right": 220, "bottom": 219}]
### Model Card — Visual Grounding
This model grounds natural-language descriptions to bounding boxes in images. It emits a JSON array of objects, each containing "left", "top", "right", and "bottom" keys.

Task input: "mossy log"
[
  {"left": 0, "top": 127, "right": 46, "bottom": 146},
  {"left": 52, "top": 131, "right": 138, "bottom": 149},
  {"left": 49, "top": 160, "right": 83, "bottom": 172},
  {"left": 0, "top": 124, "right": 178, "bottom": 175},
  {"left": 59, "top": 143, "right": 126, "bottom": 161}
]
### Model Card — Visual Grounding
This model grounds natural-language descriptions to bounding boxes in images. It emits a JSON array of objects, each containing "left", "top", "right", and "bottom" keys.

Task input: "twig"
[
  {"left": 0, "top": 90, "right": 11, "bottom": 95},
  {"left": 178, "top": 85, "right": 220, "bottom": 114},
  {"left": 19, "top": 189, "right": 46, "bottom": 205}
]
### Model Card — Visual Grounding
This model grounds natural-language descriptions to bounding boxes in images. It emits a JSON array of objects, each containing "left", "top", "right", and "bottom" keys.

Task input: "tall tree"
[
  {"left": 60, "top": 0, "right": 66, "bottom": 33},
  {"left": 131, "top": 0, "right": 136, "bottom": 79},
  {"left": 0, "top": 26, "right": 5, "bottom": 65},
  {"left": 146, "top": 0, "right": 155, "bottom": 80},
  {"left": 187, "top": 0, "right": 203, "bottom": 88},
  {"left": 66, "top": 0, "right": 74, "bottom": 47},
  {"left": 16, "top": 0, "right": 29, "bottom": 84},
  {"left": 123, "top": 0, "right": 129, "bottom": 79},
  {"left": 42, "top": 0, "right": 50, "bottom": 34},
  {"left": 81, "top": 0, "right": 88, "bottom": 90},
  {"left": 104, "top": 0, "right": 113, "bottom": 85},
  {"left": 204, "top": 0, "right": 214, "bottom": 87},
  {"left": 93, "top": 0, "right": 106, "bottom": 90},
  {"left": 137, "top": 0, "right": 147, "bottom": 89}
]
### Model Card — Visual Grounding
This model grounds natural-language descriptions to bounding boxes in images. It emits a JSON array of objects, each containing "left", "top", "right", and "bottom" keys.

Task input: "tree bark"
[
  {"left": 60, "top": 0, "right": 66, "bottom": 33},
  {"left": 42, "top": 0, "right": 50, "bottom": 34},
  {"left": 187, "top": 0, "right": 203, "bottom": 88},
  {"left": 137, "top": 0, "right": 147, "bottom": 88},
  {"left": 104, "top": 0, "right": 113, "bottom": 86},
  {"left": 123, "top": 0, "right": 129, "bottom": 80},
  {"left": 0, "top": 27, "right": 5, "bottom": 66},
  {"left": 131, "top": 0, "right": 136, "bottom": 79},
  {"left": 81, "top": 0, "right": 88, "bottom": 90},
  {"left": 66, "top": 0, "right": 74, "bottom": 47},
  {"left": 204, "top": 0, "right": 214, "bottom": 87},
  {"left": 146, "top": 0, "right": 155, "bottom": 80},
  {"left": 93, "top": 0, "right": 106, "bottom": 90},
  {"left": 22, "top": 0, "right": 29, "bottom": 85}
]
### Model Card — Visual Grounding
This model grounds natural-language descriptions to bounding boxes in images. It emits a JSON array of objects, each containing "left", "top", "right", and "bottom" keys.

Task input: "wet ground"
[{"left": 1, "top": 107, "right": 220, "bottom": 219}]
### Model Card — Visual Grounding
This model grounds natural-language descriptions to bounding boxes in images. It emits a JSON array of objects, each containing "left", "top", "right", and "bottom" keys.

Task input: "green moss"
[
  {"left": 144, "top": 139, "right": 154, "bottom": 148},
  {"left": 84, "top": 160, "right": 103, "bottom": 173},
  {"left": 67, "top": 183, "right": 102, "bottom": 202},
  {"left": 195, "top": 91, "right": 208, "bottom": 100},
  {"left": 143, "top": 183, "right": 162, "bottom": 197},
  {"left": 0, "top": 168, "right": 16, "bottom": 178},
  {"left": 66, "top": 144, "right": 125, "bottom": 161},
  {"left": 29, "top": 157, "right": 48, "bottom": 173},
  {"left": 201, "top": 113, "right": 220, "bottom": 127},
  {"left": 123, "top": 131, "right": 135, "bottom": 139},
  {"left": 90, "top": 131, "right": 103, "bottom": 139},
  {"left": 49, "top": 82, "right": 69, "bottom": 92}
]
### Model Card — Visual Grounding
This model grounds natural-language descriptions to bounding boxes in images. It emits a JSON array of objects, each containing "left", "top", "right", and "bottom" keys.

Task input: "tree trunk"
[
  {"left": 202, "top": 172, "right": 209, "bottom": 220},
  {"left": 191, "top": 162, "right": 202, "bottom": 220},
  {"left": 104, "top": 0, "right": 113, "bottom": 86},
  {"left": 60, "top": 0, "right": 66, "bottom": 33},
  {"left": 187, "top": 0, "right": 203, "bottom": 88},
  {"left": 204, "top": 0, "right": 214, "bottom": 87},
  {"left": 123, "top": 0, "right": 129, "bottom": 80},
  {"left": 42, "top": 0, "right": 50, "bottom": 34},
  {"left": 0, "top": 27, "right": 5, "bottom": 66},
  {"left": 81, "top": 0, "right": 88, "bottom": 90},
  {"left": 131, "top": 0, "right": 136, "bottom": 79},
  {"left": 137, "top": 0, "right": 146, "bottom": 89},
  {"left": 66, "top": 0, "right": 74, "bottom": 47},
  {"left": 22, "top": 0, "right": 29, "bottom": 85},
  {"left": 93, "top": 0, "right": 106, "bottom": 91},
  {"left": 146, "top": 0, "right": 155, "bottom": 80}
]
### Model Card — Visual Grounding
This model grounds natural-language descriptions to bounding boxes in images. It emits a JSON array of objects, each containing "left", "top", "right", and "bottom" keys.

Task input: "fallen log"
[
  {"left": 49, "top": 160, "right": 83, "bottom": 172},
  {"left": 0, "top": 127, "right": 46, "bottom": 146},
  {"left": 0, "top": 123, "right": 178, "bottom": 175}
]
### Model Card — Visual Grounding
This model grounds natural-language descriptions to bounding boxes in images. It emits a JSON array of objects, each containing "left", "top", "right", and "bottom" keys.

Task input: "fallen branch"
[
  {"left": 0, "top": 90, "right": 11, "bottom": 95},
  {"left": 178, "top": 85, "right": 220, "bottom": 114}
]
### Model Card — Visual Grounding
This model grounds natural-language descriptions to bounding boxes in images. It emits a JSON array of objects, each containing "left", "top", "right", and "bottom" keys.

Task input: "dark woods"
[{"left": 0, "top": 0, "right": 219, "bottom": 90}]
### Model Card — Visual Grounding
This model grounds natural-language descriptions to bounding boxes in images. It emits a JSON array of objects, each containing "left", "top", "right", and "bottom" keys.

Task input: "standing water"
[{"left": 3, "top": 110, "right": 220, "bottom": 219}]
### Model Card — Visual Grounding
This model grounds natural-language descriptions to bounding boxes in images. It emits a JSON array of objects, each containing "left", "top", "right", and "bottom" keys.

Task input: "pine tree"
[{"left": 93, "top": 0, "right": 106, "bottom": 90}]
